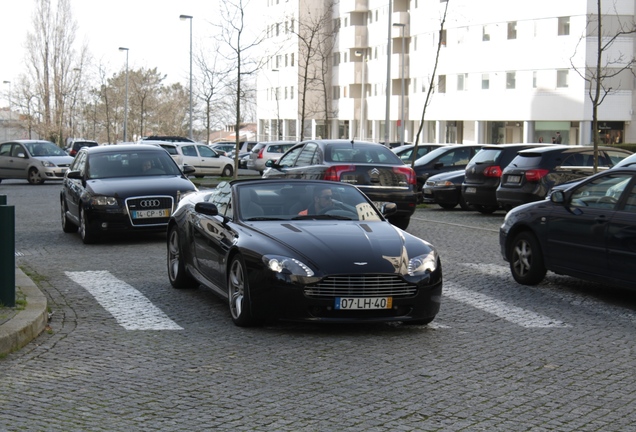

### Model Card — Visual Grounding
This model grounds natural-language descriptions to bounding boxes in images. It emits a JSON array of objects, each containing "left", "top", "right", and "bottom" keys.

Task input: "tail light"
[
  {"left": 70, "top": 149, "right": 77, "bottom": 156},
  {"left": 324, "top": 165, "right": 355, "bottom": 181},
  {"left": 393, "top": 166, "right": 416, "bottom": 185},
  {"left": 525, "top": 169, "right": 549, "bottom": 182},
  {"left": 483, "top": 165, "right": 502, "bottom": 177},
  {"left": 257, "top": 147, "right": 265, "bottom": 159}
]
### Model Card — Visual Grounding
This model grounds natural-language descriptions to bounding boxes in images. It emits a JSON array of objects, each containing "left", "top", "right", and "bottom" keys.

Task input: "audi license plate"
[
  {"left": 507, "top": 175, "right": 521, "bottom": 183},
  {"left": 465, "top": 187, "right": 476, "bottom": 194},
  {"left": 335, "top": 297, "right": 392, "bottom": 310},
  {"left": 132, "top": 209, "right": 171, "bottom": 219}
]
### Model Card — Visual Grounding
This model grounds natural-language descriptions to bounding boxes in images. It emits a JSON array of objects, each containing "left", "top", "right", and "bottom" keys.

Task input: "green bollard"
[{"left": 0, "top": 203, "right": 15, "bottom": 307}]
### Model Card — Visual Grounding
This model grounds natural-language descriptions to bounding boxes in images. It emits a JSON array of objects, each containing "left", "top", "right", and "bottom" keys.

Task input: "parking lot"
[{"left": 1, "top": 180, "right": 636, "bottom": 431}]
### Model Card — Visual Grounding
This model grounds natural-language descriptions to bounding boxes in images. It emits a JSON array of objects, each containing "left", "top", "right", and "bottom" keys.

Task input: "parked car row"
[{"left": 420, "top": 143, "right": 633, "bottom": 213}]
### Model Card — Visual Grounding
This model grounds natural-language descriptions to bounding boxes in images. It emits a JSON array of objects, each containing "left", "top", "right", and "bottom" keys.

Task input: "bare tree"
[
  {"left": 572, "top": 0, "right": 636, "bottom": 171},
  {"left": 294, "top": 2, "right": 335, "bottom": 140},
  {"left": 412, "top": 1, "right": 449, "bottom": 168},
  {"left": 194, "top": 45, "right": 231, "bottom": 143},
  {"left": 216, "top": 0, "right": 264, "bottom": 178},
  {"left": 24, "top": 0, "right": 88, "bottom": 145}
]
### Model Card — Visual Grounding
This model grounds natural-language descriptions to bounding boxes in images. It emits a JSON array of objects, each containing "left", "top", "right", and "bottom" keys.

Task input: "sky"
[{"left": 0, "top": 0, "right": 261, "bottom": 106}]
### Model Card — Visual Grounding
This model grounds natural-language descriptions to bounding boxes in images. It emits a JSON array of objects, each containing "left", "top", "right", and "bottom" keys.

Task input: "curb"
[{"left": 0, "top": 268, "right": 48, "bottom": 356}]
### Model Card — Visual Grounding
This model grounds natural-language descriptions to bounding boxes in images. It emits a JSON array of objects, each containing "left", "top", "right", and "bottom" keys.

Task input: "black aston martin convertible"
[{"left": 167, "top": 179, "right": 443, "bottom": 326}]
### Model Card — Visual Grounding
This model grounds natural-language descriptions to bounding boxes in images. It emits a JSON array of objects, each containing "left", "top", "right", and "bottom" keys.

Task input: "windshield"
[
  {"left": 24, "top": 141, "right": 67, "bottom": 157},
  {"left": 234, "top": 182, "right": 384, "bottom": 222},
  {"left": 87, "top": 150, "right": 183, "bottom": 179}
]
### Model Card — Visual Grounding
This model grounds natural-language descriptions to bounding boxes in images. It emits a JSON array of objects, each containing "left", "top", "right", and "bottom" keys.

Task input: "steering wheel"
[{"left": 597, "top": 196, "right": 618, "bottom": 204}]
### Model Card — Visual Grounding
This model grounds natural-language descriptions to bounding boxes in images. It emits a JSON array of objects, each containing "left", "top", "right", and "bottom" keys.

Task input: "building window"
[
  {"left": 285, "top": 54, "right": 288, "bottom": 67},
  {"left": 276, "top": 23, "right": 280, "bottom": 36},
  {"left": 558, "top": 17, "right": 570, "bottom": 35},
  {"left": 533, "top": 71, "right": 538, "bottom": 88},
  {"left": 290, "top": 86, "right": 294, "bottom": 99},
  {"left": 457, "top": 74, "right": 467, "bottom": 91},
  {"left": 481, "top": 74, "right": 489, "bottom": 90},
  {"left": 333, "top": 52, "right": 340, "bottom": 67},
  {"left": 482, "top": 25, "right": 491, "bottom": 41},
  {"left": 557, "top": 69, "right": 569, "bottom": 88},
  {"left": 333, "top": 86, "right": 340, "bottom": 100},
  {"left": 438, "top": 75, "right": 446, "bottom": 93},
  {"left": 291, "top": 53, "right": 295, "bottom": 66},
  {"left": 506, "top": 72, "right": 516, "bottom": 89},
  {"left": 440, "top": 29, "right": 447, "bottom": 46},
  {"left": 276, "top": 55, "right": 281, "bottom": 68},
  {"left": 507, "top": 21, "right": 517, "bottom": 40}
]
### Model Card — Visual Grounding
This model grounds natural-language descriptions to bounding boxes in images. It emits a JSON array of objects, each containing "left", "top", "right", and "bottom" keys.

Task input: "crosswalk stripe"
[
  {"left": 65, "top": 270, "right": 183, "bottom": 330},
  {"left": 444, "top": 281, "right": 570, "bottom": 328}
]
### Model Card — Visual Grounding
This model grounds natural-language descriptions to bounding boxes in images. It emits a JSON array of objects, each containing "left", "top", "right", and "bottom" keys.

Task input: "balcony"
[
  {"left": 339, "top": 0, "right": 369, "bottom": 13},
  {"left": 339, "top": 25, "right": 368, "bottom": 50}
]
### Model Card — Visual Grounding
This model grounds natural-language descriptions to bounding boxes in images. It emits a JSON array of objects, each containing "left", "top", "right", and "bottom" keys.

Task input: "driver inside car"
[{"left": 298, "top": 186, "right": 334, "bottom": 215}]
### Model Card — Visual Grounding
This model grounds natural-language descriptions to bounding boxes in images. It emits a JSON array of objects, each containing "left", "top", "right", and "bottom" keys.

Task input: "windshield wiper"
[
  {"left": 245, "top": 217, "right": 287, "bottom": 221},
  {"left": 291, "top": 214, "right": 352, "bottom": 220}
]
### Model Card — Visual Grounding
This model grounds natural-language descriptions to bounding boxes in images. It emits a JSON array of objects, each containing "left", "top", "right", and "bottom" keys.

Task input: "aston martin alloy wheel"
[
  {"left": 228, "top": 255, "right": 256, "bottom": 327},
  {"left": 167, "top": 226, "right": 197, "bottom": 289}
]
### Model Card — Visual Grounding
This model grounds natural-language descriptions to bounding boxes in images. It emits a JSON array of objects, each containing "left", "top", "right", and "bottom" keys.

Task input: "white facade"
[{"left": 256, "top": 0, "right": 636, "bottom": 145}]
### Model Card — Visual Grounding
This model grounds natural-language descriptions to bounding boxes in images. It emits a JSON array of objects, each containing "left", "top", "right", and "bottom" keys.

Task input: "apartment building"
[{"left": 256, "top": 0, "right": 636, "bottom": 145}]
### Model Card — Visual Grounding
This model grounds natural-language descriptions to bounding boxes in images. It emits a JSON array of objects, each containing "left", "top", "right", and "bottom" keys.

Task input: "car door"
[
  {"left": 0, "top": 142, "right": 14, "bottom": 177},
  {"left": 0, "top": 143, "right": 30, "bottom": 179},
  {"left": 63, "top": 151, "right": 88, "bottom": 223},
  {"left": 606, "top": 175, "right": 636, "bottom": 286},
  {"left": 195, "top": 144, "right": 225, "bottom": 175},
  {"left": 192, "top": 183, "right": 234, "bottom": 286},
  {"left": 546, "top": 173, "right": 631, "bottom": 277}
]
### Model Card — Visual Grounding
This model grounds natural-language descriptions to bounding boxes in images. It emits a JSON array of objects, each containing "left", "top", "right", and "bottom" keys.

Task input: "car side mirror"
[
  {"left": 381, "top": 202, "right": 398, "bottom": 217},
  {"left": 195, "top": 202, "right": 219, "bottom": 216},
  {"left": 182, "top": 164, "right": 196, "bottom": 175},
  {"left": 550, "top": 190, "right": 565, "bottom": 204},
  {"left": 66, "top": 170, "right": 83, "bottom": 179},
  {"left": 265, "top": 159, "right": 275, "bottom": 168}
]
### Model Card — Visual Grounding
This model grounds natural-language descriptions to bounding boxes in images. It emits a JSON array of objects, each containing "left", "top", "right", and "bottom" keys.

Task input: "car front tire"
[
  {"left": 228, "top": 255, "right": 257, "bottom": 327},
  {"left": 509, "top": 231, "right": 547, "bottom": 285},
  {"left": 61, "top": 200, "right": 78, "bottom": 233},
  {"left": 167, "top": 226, "right": 197, "bottom": 289},
  {"left": 79, "top": 207, "right": 98, "bottom": 244},
  {"left": 28, "top": 168, "right": 44, "bottom": 185},
  {"left": 222, "top": 165, "right": 233, "bottom": 177}
]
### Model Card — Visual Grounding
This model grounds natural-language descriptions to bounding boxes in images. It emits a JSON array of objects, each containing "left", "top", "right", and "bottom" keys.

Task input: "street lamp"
[
  {"left": 393, "top": 23, "right": 405, "bottom": 147},
  {"left": 384, "top": 0, "right": 393, "bottom": 146},
  {"left": 354, "top": 50, "right": 367, "bottom": 140},
  {"left": 118, "top": 47, "right": 129, "bottom": 142},
  {"left": 271, "top": 69, "right": 281, "bottom": 140},
  {"left": 180, "top": 14, "right": 193, "bottom": 140}
]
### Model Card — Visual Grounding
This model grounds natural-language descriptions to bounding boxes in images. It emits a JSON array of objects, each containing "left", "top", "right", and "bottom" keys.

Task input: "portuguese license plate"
[
  {"left": 507, "top": 175, "right": 521, "bottom": 183},
  {"left": 465, "top": 187, "right": 476, "bottom": 194},
  {"left": 132, "top": 209, "right": 171, "bottom": 219},
  {"left": 335, "top": 297, "right": 392, "bottom": 310}
]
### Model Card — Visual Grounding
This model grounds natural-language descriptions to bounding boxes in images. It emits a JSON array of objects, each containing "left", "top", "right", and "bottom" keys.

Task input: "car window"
[
  {"left": 159, "top": 144, "right": 178, "bottom": 155},
  {"left": 13, "top": 144, "right": 27, "bottom": 157},
  {"left": 72, "top": 151, "right": 87, "bottom": 174},
  {"left": 570, "top": 174, "right": 632, "bottom": 210},
  {"left": 605, "top": 150, "right": 631, "bottom": 166},
  {"left": 24, "top": 141, "right": 66, "bottom": 157},
  {"left": 210, "top": 181, "right": 232, "bottom": 217},
  {"left": 181, "top": 145, "right": 197, "bottom": 157},
  {"left": 561, "top": 152, "right": 594, "bottom": 167},
  {"left": 295, "top": 143, "right": 319, "bottom": 167},
  {"left": 470, "top": 149, "right": 501, "bottom": 164},
  {"left": 277, "top": 145, "right": 303, "bottom": 167},
  {"left": 197, "top": 145, "right": 216, "bottom": 158},
  {"left": 624, "top": 182, "right": 636, "bottom": 212},
  {"left": 0, "top": 143, "right": 11, "bottom": 156}
]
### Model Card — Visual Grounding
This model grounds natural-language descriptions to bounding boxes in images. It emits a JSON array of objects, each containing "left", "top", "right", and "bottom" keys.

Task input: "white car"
[
  {"left": 0, "top": 140, "right": 74, "bottom": 184},
  {"left": 176, "top": 143, "right": 234, "bottom": 177},
  {"left": 247, "top": 141, "right": 296, "bottom": 174}
]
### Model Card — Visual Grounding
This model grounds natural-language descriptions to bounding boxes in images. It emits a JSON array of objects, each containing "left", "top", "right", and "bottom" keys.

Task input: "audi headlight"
[
  {"left": 407, "top": 250, "right": 438, "bottom": 276},
  {"left": 90, "top": 196, "right": 118, "bottom": 206},
  {"left": 40, "top": 160, "right": 56, "bottom": 168},
  {"left": 263, "top": 255, "right": 314, "bottom": 277}
]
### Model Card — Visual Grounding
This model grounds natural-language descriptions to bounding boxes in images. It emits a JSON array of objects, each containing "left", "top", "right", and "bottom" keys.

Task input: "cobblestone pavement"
[{"left": 1, "top": 181, "right": 636, "bottom": 431}]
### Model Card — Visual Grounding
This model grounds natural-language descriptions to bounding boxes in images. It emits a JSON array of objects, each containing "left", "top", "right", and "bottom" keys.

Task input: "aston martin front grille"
[{"left": 304, "top": 274, "right": 417, "bottom": 298}]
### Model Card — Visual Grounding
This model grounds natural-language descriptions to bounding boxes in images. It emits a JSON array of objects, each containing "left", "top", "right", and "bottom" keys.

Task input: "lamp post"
[
  {"left": 393, "top": 23, "right": 405, "bottom": 147},
  {"left": 271, "top": 69, "right": 281, "bottom": 140},
  {"left": 384, "top": 0, "right": 393, "bottom": 146},
  {"left": 118, "top": 47, "right": 129, "bottom": 142},
  {"left": 180, "top": 14, "right": 193, "bottom": 140},
  {"left": 354, "top": 50, "right": 366, "bottom": 140}
]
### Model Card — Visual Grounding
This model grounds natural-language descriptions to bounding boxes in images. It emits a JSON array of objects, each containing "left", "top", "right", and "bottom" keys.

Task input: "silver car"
[
  {"left": 0, "top": 140, "right": 73, "bottom": 184},
  {"left": 247, "top": 141, "right": 296, "bottom": 174}
]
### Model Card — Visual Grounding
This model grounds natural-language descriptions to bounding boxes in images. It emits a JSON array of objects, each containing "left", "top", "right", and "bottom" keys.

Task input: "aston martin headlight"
[
  {"left": 90, "top": 196, "right": 117, "bottom": 206},
  {"left": 407, "top": 250, "right": 438, "bottom": 276},
  {"left": 263, "top": 255, "right": 314, "bottom": 277}
]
